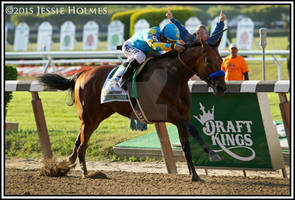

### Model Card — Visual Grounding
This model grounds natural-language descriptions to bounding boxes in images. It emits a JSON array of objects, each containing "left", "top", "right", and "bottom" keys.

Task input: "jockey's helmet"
[{"left": 162, "top": 23, "right": 180, "bottom": 41}]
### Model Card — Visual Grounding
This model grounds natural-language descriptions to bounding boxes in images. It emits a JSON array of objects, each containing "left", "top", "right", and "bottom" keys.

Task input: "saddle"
[{"left": 116, "top": 45, "right": 156, "bottom": 124}]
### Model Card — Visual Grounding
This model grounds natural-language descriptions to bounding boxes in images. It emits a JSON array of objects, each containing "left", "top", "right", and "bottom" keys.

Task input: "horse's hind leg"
[
  {"left": 77, "top": 109, "right": 114, "bottom": 177},
  {"left": 77, "top": 120, "right": 100, "bottom": 177}
]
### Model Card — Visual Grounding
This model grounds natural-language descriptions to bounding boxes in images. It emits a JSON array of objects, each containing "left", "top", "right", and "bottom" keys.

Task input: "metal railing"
[{"left": 5, "top": 50, "right": 290, "bottom": 59}]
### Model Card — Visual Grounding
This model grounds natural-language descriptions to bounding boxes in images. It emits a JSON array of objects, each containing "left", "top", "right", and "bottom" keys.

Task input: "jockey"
[
  {"left": 118, "top": 23, "right": 185, "bottom": 90},
  {"left": 166, "top": 9, "right": 226, "bottom": 45}
]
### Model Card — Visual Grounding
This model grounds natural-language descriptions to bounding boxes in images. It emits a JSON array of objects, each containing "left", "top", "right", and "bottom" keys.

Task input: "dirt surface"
[{"left": 4, "top": 158, "right": 291, "bottom": 196}]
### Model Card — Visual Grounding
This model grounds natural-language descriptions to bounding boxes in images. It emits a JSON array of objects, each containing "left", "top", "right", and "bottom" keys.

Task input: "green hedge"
[
  {"left": 130, "top": 7, "right": 195, "bottom": 37},
  {"left": 110, "top": 9, "right": 140, "bottom": 40},
  {"left": 5, "top": 65, "right": 18, "bottom": 111},
  {"left": 192, "top": 7, "right": 210, "bottom": 26}
]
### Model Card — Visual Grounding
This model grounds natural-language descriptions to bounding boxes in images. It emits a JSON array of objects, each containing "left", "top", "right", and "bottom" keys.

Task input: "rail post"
[
  {"left": 278, "top": 93, "right": 290, "bottom": 148},
  {"left": 31, "top": 91, "right": 53, "bottom": 159},
  {"left": 155, "top": 123, "right": 177, "bottom": 174},
  {"left": 259, "top": 28, "right": 267, "bottom": 80}
]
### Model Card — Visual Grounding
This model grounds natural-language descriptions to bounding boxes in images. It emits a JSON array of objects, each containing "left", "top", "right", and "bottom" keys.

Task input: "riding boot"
[{"left": 118, "top": 59, "right": 140, "bottom": 90}]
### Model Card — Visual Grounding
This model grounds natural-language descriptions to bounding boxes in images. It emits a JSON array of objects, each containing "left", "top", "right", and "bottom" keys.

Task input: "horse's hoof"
[
  {"left": 209, "top": 150, "right": 222, "bottom": 162},
  {"left": 59, "top": 160, "right": 76, "bottom": 169},
  {"left": 81, "top": 168, "right": 88, "bottom": 178},
  {"left": 68, "top": 157, "right": 76, "bottom": 164},
  {"left": 68, "top": 163, "right": 76, "bottom": 169},
  {"left": 82, "top": 173, "right": 88, "bottom": 178}
]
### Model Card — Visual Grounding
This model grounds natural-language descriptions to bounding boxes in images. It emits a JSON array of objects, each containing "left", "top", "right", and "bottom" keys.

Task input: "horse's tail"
[
  {"left": 38, "top": 72, "right": 84, "bottom": 105},
  {"left": 38, "top": 73, "right": 76, "bottom": 91}
]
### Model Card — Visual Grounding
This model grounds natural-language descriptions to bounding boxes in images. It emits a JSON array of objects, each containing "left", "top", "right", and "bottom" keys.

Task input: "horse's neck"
[
  {"left": 167, "top": 55, "right": 195, "bottom": 84},
  {"left": 149, "top": 60, "right": 189, "bottom": 86},
  {"left": 179, "top": 48, "right": 202, "bottom": 81},
  {"left": 143, "top": 53, "right": 196, "bottom": 86}
]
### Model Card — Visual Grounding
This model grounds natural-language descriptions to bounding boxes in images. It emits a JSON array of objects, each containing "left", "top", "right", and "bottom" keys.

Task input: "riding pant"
[{"left": 122, "top": 40, "right": 146, "bottom": 64}]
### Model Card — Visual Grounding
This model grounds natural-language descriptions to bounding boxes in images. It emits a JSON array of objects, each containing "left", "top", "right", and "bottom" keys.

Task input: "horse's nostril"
[{"left": 217, "top": 85, "right": 225, "bottom": 91}]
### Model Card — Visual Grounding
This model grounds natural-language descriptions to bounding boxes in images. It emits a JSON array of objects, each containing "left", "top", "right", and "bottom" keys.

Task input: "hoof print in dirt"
[{"left": 85, "top": 171, "right": 108, "bottom": 179}]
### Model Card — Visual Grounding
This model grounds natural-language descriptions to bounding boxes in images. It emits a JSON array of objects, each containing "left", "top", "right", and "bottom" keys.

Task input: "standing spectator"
[{"left": 221, "top": 43, "right": 249, "bottom": 80}]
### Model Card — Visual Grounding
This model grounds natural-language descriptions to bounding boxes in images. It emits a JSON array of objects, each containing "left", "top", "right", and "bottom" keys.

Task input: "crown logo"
[{"left": 193, "top": 103, "right": 214, "bottom": 125}]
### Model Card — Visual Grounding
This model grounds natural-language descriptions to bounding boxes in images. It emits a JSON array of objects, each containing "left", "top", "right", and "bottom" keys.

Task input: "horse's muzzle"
[{"left": 212, "top": 80, "right": 227, "bottom": 96}]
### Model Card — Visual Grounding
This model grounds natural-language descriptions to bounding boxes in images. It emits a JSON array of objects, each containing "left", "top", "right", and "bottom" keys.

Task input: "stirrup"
[
  {"left": 121, "top": 82, "right": 128, "bottom": 91},
  {"left": 118, "top": 77, "right": 128, "bottom": 90},
  {"left": 118, "top": 78, "right": 125, "bottom": 87}
]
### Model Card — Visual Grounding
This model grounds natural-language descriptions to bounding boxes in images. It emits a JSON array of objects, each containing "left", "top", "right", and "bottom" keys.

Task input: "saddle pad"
[{"left": 100, "top": 65, "right": 129, "bottom": 104}]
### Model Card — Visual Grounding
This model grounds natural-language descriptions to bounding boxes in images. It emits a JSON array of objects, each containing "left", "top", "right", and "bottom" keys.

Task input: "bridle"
[
  {"left": 177, "top": 51, "right": 225, "bottom": 87},
  {"left": 176, "top": 28, "right": 228, "bottom": 86}
]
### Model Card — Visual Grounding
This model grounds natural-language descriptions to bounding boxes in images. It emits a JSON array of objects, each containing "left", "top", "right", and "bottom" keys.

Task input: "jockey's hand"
[
  {"left": 166, "top": 8, "right": 173, "bottom": 20},
  {"left": 174, "top": 44, "right": 185, "bottom": 53},
  {"left": 219, "top": 9, "right": 226, "bottom": 22}
]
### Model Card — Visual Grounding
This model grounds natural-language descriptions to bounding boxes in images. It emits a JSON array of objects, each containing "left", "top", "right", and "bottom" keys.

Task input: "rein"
[{"left": 177, "top": 52, "right": 199, "bottom": 77}]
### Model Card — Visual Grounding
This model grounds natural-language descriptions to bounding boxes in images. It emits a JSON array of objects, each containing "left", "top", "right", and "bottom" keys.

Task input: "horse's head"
[{"left": 186, "top": 38, "right": 227, "bottom": 96}]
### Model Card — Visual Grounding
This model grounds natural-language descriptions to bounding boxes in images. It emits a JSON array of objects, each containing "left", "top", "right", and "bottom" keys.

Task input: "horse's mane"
[
  {"left": 155, "top": 50, "right": 178, "bottom": 59},
  {"left": 190, "top": 40, "right": 202, "bottom": 47}
]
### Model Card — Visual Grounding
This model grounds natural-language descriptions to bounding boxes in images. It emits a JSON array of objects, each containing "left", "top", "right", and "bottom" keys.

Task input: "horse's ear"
[
  {"left": 200, "top": 38, "right": 208, "bottom": 54},
  {"left": 200, "top": 38, "right": 206, "bottom": 49}
]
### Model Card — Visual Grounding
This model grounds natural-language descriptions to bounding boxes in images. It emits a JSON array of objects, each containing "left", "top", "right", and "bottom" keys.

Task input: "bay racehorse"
[{"left": 38, "top": 38, "right": 226, "bottom": 182}]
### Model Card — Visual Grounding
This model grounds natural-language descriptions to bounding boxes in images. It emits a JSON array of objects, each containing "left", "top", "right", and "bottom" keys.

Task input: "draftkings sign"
[{"left": 189, "top": 93, "right": 284, "bottom": 170}]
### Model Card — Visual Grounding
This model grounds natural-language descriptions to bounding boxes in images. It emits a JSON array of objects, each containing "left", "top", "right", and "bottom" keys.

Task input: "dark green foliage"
[
  {"left": 287, "top": 34, "right": 290, "bottom": 78},
  {"left": 110, "top": 7, "right": 195, "bottom": 39},
  {"left": 207, "top": 5, "right": 290, "bottom": 27},
  {"left": 207, "top": 5, "right": 241, "bottom": 20},
  {"left": 241, "top": 5, "right": 290, "bottom": 27},
  {"left": 130, "top": 7, "right": 195, "bottom": 37},
  {"left": 5, "top": 65, "right": 18, "bottom": 110},
  {"left": 193, "top": 7, "right": 210, "bottom": 26}
]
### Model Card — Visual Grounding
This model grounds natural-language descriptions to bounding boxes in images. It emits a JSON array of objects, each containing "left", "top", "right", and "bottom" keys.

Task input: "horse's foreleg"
[
  {"left": 182, "top": 121, "right": 221, "bottom": 162},
  {"left": 177, "top": 126, "right": 203, "bottom": 182}
]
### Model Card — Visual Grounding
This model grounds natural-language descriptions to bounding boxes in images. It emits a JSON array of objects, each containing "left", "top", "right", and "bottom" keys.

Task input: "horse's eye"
[{"left": 206, "top": 59, "right": 211, "bottom": 66}]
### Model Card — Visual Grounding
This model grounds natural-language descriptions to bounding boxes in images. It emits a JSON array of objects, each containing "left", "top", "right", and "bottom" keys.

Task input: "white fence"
[
  {"left": 5, "top": 50, "right": 290, "bottom": 59},
  {"left": 5, "top": 50, "right": 289, "bottom": 80}
]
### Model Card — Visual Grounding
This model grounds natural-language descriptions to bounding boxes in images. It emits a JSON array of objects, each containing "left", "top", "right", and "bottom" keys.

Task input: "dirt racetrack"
[{"left": 4, "top": 158, "right": 291, "bottom": 196}]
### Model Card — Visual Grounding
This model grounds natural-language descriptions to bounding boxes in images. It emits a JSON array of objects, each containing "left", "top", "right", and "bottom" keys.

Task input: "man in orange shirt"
[{"left": 221, "top": 43, "right": 249, "bottom": 80}]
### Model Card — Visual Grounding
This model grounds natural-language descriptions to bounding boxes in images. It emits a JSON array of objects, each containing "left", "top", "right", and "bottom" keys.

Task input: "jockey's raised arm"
[{"left": 166, "top": 8, "right": 226, "bottom": 45}]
